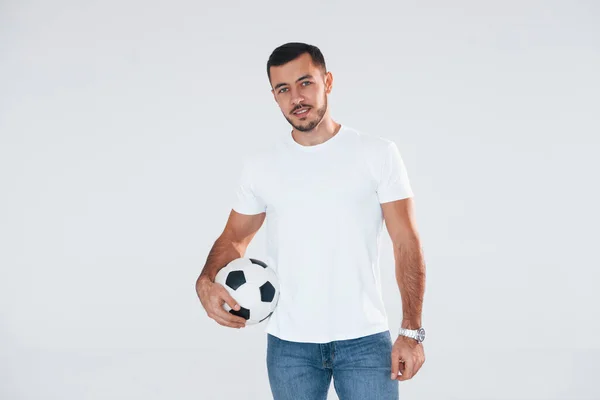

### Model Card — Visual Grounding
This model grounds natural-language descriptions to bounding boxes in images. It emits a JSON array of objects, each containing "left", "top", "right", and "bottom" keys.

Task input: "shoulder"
[
  {"left": 239, "top": 139, "right": 281, "bottom": 174},
  {"left": 342, "top": 125, "right": 397, "bottom": 157}
]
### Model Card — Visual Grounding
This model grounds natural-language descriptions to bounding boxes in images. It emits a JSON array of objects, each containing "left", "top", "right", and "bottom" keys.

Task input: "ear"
[{"left": 325, "top": 72, "right": 334, "bottom": 94}]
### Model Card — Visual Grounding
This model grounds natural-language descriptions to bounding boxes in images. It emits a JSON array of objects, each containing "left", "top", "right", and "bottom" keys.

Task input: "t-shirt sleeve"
[
  {"left": 376, "top": 141, "right": 414, "bottom": 203},
  {"left": 231, "top": 160, "right": 267, "bottom": 215}
]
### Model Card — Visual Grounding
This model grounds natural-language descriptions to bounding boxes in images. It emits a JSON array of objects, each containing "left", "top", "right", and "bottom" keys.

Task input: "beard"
[{"left": 283, "top": 95, "right": 328, "bottom": 132}]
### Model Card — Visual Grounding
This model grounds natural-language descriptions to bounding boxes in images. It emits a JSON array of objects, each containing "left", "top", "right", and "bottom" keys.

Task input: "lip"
[{"left": 292, "top": 107, "right": 311, "bottom": 118}]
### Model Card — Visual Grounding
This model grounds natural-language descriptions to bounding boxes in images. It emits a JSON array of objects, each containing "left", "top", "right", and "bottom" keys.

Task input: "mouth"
[{"left": 292, "top": 107, "right": 311, "bottom": 118}]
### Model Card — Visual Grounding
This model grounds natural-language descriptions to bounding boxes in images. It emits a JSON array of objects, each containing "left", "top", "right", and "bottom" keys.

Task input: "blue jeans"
[{"left": 266, "top": 330, "right": 399, "bottom": 400}]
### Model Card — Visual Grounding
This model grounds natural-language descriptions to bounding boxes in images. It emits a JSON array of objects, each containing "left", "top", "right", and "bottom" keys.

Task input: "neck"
[{"left": 291, "top": 117, "right": 342, "bottom": 147}]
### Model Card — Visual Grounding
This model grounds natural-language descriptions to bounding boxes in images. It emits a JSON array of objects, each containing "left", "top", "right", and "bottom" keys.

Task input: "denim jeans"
[{"left": 266, "top": 330, "right": 399, "bottom": 400}]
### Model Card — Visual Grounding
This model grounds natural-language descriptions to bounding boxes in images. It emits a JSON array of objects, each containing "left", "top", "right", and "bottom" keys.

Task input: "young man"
[{"left": 196, "top": 42, "right": 426, "bottom": 399}]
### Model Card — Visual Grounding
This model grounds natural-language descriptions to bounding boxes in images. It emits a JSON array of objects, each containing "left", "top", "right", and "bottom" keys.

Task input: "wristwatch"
[{"left": 398, "top": 327, "right": 426, "bottom": 344}]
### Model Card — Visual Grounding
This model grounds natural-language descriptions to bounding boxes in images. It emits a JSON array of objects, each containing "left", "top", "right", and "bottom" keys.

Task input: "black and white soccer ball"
[{"left": 215, "top": 257, "right": 280, "bottom": 325}]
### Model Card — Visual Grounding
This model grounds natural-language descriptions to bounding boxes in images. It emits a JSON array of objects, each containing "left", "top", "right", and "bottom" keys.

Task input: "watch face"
[{"left": 417, "top": 328, "right": 426, "bottom": 342}]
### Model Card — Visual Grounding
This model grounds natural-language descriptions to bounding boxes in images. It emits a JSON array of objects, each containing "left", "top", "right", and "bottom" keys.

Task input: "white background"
[{"left": 1, "top": 1, "right": 599, "bottom": 399}]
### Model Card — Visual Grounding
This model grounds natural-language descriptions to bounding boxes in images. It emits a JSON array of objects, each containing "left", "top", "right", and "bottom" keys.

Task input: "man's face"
[{"left": 269, "top": 53, "right": 332, "bottom": 132}]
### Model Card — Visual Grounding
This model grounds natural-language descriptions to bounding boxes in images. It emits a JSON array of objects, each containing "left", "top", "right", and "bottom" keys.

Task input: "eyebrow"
[{"left": 273, "top": 74, "right": 314, "bottom": 90}]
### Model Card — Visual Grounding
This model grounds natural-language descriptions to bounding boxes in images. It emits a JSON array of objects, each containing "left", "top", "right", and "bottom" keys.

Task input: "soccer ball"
[{"left": 215, "top": 257, "right": 280, "bottom": 325}]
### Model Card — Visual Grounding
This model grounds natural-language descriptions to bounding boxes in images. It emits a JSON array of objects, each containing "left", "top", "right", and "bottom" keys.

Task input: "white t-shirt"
[{"left": 232, "top": 124, "right": 414, "bottom": 343}]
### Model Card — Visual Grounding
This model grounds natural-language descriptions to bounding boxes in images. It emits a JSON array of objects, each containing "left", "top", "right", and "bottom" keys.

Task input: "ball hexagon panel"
[
  {"left": 231, "top": 283, "right": 260, "bottom": 309},
  {"left": 242, "top": 263, "right": 270, "bottom": 286}
]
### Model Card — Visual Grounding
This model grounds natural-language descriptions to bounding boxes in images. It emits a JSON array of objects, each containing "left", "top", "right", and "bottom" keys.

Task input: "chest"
[{"left": 257, "top": 151, "right": 377, "bottom": 215}]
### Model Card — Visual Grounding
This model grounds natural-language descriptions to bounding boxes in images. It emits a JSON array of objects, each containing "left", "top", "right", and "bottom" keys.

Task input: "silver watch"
[{"left": 398, "top": 327, "right": 426, "bottom": 344}]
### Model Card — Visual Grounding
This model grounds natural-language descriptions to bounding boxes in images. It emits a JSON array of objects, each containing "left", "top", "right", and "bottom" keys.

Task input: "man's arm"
[
  {"left": 195, "top": 209, "right": 265, "bottom": 328},
  {"left": 197, "top": 209, "right": 266, "bottom": 284},
  {"left": 381, "top": 197, "right": 426, "bottom": 330}
]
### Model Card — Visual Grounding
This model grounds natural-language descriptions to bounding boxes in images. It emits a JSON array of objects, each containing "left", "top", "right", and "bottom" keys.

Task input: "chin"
[{"left": 296, "top": 121, "right": 319, "bottom": 132}]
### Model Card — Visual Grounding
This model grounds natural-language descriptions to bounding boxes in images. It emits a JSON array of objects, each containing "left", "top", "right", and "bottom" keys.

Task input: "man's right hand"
[{"left": 196, "top": 277, "right": 247, "bottom": 329}]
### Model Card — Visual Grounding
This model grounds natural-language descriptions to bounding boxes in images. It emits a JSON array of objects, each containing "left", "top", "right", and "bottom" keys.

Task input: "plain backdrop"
[{"left": 1, "top": 0, "right": 599, "bottom": 399}]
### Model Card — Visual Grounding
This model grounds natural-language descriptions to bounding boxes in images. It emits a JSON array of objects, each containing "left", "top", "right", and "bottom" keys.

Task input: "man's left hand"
[{"left": 390, "top": 335, "right": 425, "bottom": 381}]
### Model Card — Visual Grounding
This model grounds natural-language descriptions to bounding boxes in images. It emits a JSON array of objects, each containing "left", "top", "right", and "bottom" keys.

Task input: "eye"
[
  {"left": 301, "top": 81, "right": 311, "bottom": 86},
  {"left": 278, "top": 87, "right": 288, "bottom": 94}
]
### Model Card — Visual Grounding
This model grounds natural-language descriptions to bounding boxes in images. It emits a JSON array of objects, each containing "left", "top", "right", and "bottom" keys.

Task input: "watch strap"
[{"left": 398, "top": 327, "right": 423, "bottom": 343}]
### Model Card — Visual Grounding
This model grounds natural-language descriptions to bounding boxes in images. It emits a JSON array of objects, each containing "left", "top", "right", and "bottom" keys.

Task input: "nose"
[{"left": 290, "top": 89, "right": 304, "bottom": 108}]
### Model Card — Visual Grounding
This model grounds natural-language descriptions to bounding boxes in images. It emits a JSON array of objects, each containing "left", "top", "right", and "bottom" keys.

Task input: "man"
[{"left": 196, "top": 42, "right": 426, "bottom": 399}]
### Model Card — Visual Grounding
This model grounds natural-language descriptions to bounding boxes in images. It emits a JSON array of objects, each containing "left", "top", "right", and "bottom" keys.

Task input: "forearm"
[
  {"left": 197, "top": 234, "right": 246, "bottom": 284},
  {"left": 393, "top": 235, "right": 426, "bottom": 329}
]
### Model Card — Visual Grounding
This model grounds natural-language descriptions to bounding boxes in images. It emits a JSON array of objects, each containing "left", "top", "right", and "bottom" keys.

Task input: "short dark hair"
[{"left": 266, "top": 42, "right": 327, "bottom": 85}]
